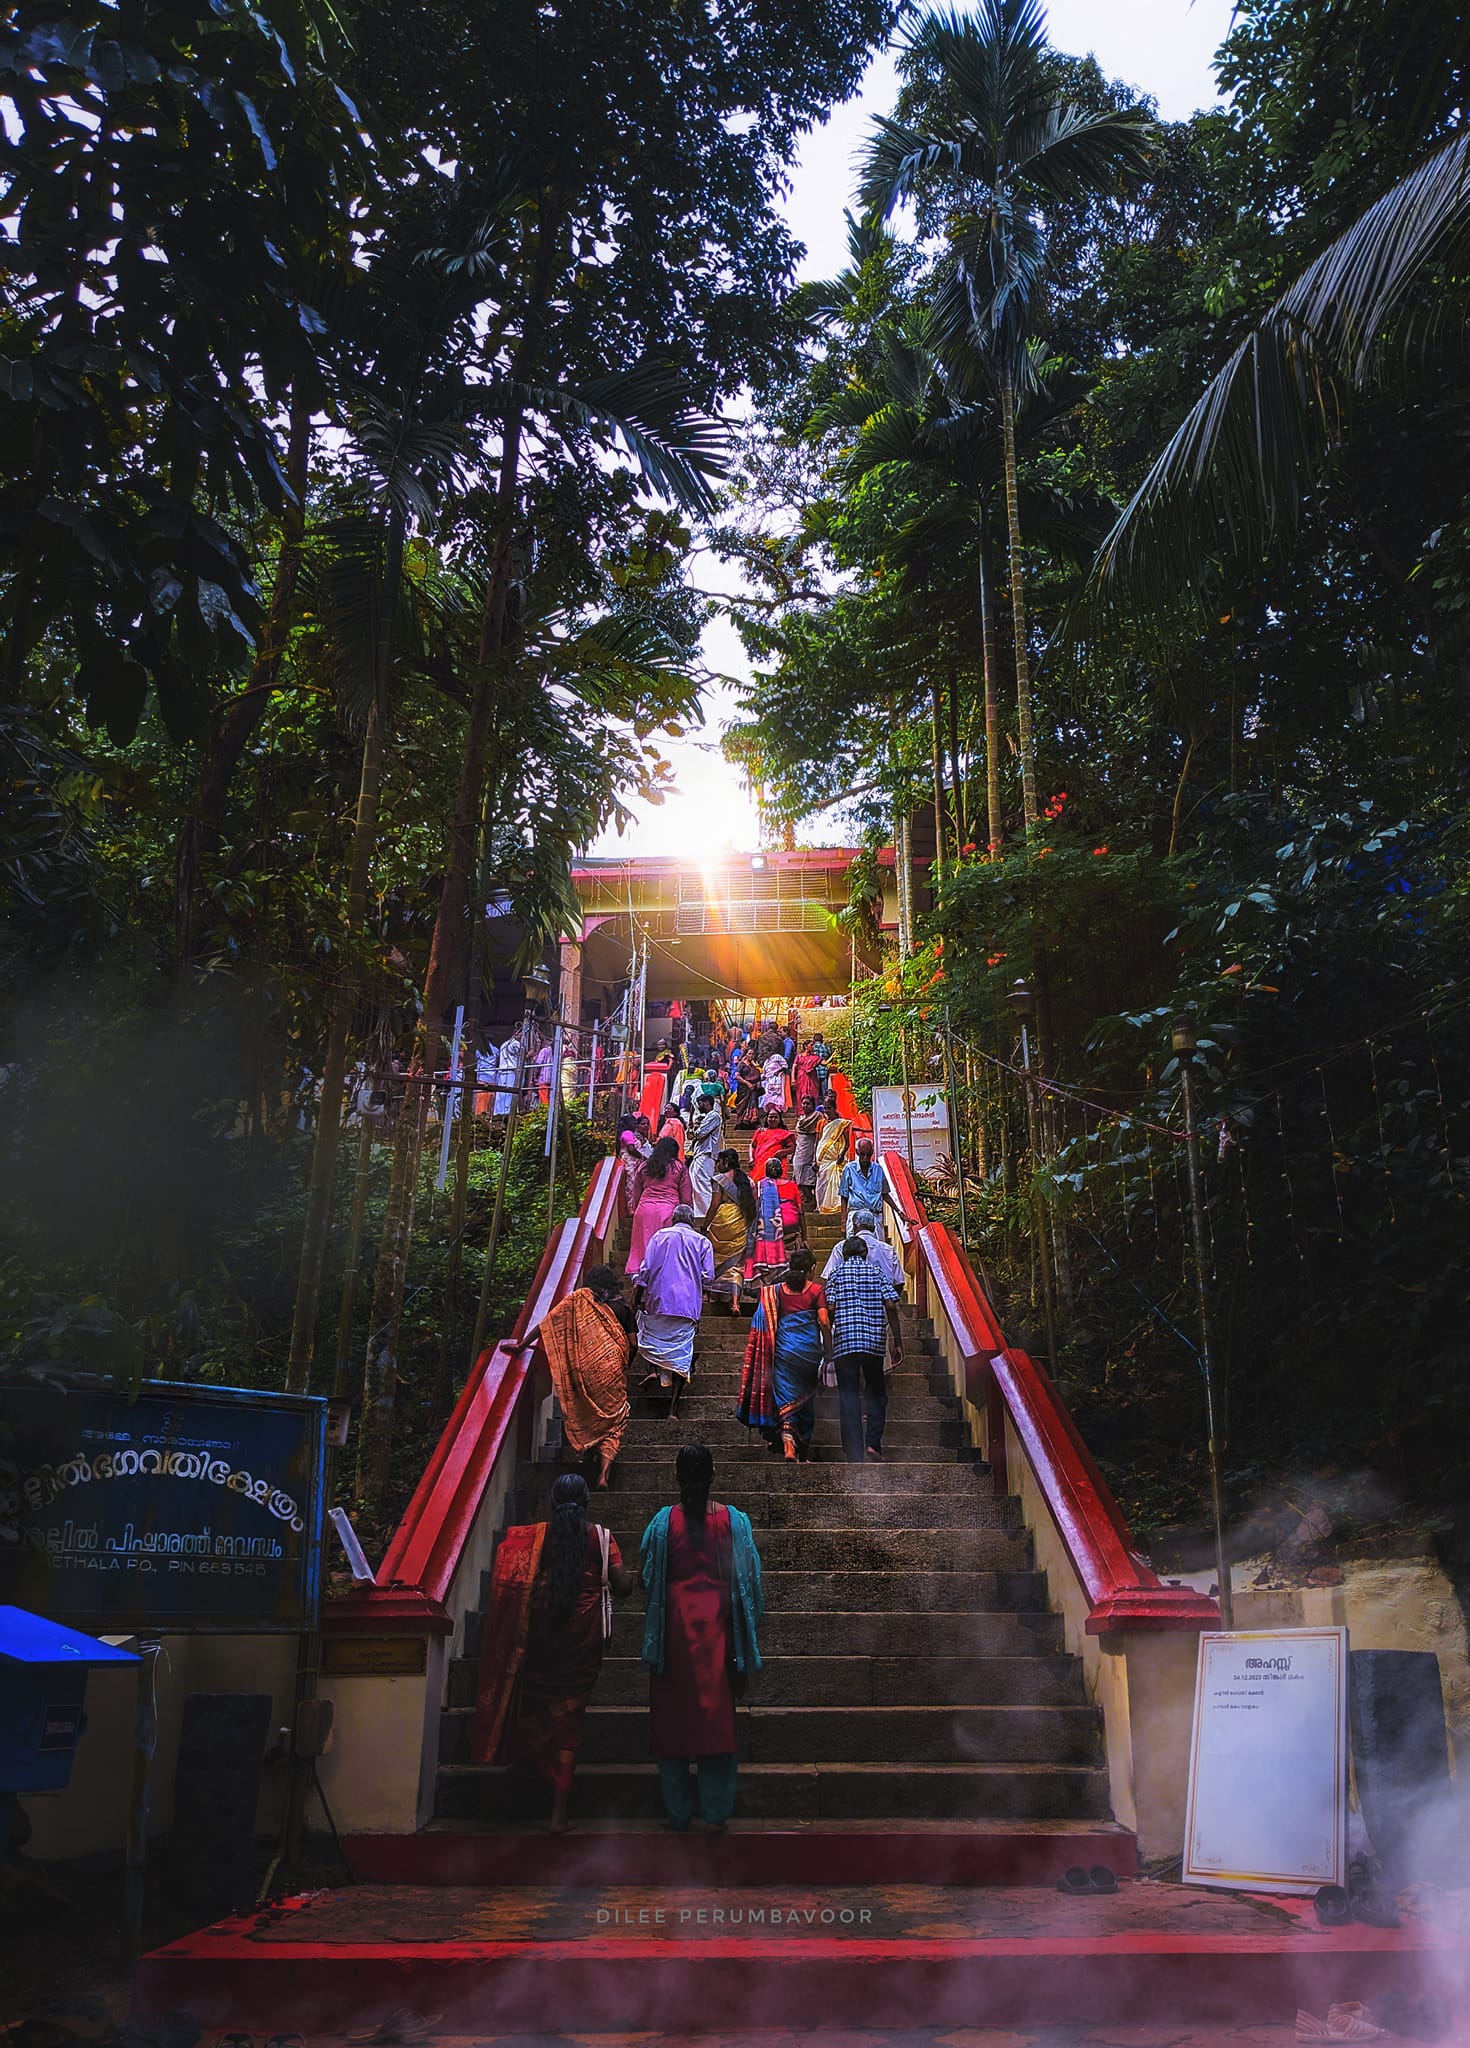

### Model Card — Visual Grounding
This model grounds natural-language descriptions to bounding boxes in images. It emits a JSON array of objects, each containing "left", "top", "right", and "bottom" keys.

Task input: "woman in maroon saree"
[{"left": 473, "top": 1472, "right": 634, "bottom": 1830}]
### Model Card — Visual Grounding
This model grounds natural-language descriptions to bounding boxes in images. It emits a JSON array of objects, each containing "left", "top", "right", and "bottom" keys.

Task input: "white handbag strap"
[{"left": 597, "top": 1522, "right": 612, "bottom": 1639}]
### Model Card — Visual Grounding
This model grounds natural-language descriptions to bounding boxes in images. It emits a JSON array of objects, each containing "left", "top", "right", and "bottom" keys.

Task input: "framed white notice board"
[{"left": 1183, "top": 1627, "right": 1348, "bottom": 1893}]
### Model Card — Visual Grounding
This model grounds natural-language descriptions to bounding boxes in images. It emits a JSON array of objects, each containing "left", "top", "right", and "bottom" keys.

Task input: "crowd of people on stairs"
[{"left": 473, "top": 1016, "right": 909, "bottom": 1834}]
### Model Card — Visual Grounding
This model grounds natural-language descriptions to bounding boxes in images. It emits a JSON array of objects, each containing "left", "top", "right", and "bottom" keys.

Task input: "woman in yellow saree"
[
  {"left": 814, "top": 1092, "right": 852, "bottom": 1215},
  {"left": 705, "top": 1148, "right": 757, "bottom": 1312}
]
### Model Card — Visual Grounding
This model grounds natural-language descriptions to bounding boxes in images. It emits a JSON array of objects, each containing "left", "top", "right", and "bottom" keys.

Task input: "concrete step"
[
  {"left": 341, "top": 1819, "right": 1138, "bottom": 1889},
  {"left": 513, "top": 1486, "right": 1019, "bottom": 1531},
  {"left": 525, "top": 1459, "right": 993, "bottom": 1494},
  {"left": 569, "top": 1506, "right": 1019, "bottom": 1549},
  {"left": 648, "top": 1394, "right": 952, "bottom": 1421},
  {"left": 434, "top": 1758, "right": 1112, "bottom": 1823},
  {"left": 438, "top": 1701, "right": 1102, "bottom": 1768},
  {"left": 617, "top": 1415, "right": 963, "bottom": 1449},
  {"left": 612, "top": 1442, "right": 982, "bottom": 1468},
  {"left": 463, "top": 1605, "right": 1065, "bottom": 1665},
  {"left": 507, "top": 1527, "right": 1033, "bottom": 1573},
  {"left": 632, "top": 1568, "right": 1048, "bottom": 1611},
  {"left": 446, "top": 1649, "right": 1086, "bottom": 1710}
]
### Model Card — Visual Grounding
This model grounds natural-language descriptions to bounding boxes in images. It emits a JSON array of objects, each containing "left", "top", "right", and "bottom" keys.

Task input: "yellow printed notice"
[{"left": 1183, "top": 1627, "right": 1348, "bottom": 1893}]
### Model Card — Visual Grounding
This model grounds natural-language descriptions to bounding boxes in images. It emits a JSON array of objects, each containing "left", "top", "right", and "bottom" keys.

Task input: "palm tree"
[
  {"left": 860, "top": 0, "right": 1152, "bottom": 833},
  {"left": 821, "top": 308, "right": 1103, "bottom": 857},
  {"left": 1083, "top": 128, "right": 1470, "bottom": 619}
]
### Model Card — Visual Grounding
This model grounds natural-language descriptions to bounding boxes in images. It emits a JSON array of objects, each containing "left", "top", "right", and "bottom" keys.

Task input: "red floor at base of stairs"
[
  {"left": 344, "top": 1824, "right": 1139, "bottom": 1888},
  {"left": 135, "top": 1887, "right": 1470, "bottom": 2034}
]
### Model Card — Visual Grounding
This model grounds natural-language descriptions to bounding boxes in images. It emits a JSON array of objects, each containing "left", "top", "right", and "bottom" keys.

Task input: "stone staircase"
[{"left": 434, "top": 1205, "right": 1112, "bottom": 1832}]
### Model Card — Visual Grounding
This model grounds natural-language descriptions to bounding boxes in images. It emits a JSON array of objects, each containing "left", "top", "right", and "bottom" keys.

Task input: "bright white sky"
[{"left": 590, "top": 0, "right": 1236, "bottom": 861}]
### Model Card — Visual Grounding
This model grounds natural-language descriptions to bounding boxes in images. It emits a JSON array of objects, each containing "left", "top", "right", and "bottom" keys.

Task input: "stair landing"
[{"left": 136, "top": 1878, "right": 1470, "bottom": 2032}]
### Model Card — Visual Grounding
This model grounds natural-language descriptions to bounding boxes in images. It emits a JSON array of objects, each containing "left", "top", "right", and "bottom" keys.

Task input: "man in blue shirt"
[
  {"left": 837, "top": 1134, "right": 886, "bottom": 1229},
  {"left": 823, "top": 1237, "right": 904, "bottom": 1460}
]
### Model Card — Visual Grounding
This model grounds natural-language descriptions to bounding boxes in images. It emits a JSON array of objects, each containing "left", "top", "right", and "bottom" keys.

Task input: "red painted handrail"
[
  {"left": 370, "top": 1151, "right": 624, "bottom": 1611},
  {"left": 881, "top": 1155, "right": 1217, "bottom": 1638}
]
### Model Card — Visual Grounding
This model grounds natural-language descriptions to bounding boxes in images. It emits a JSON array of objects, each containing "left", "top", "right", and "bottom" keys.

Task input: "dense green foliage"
[
  {"left": 725, "top": 0, "right": 1470, "bottom": 1539},
  {"left": 0, "top": 0, "right": 898, "bottom": 1521}
]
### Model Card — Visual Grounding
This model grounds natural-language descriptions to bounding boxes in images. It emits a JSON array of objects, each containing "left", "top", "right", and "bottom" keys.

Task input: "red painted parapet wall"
[
  {"left": 330, "top": 1097, "right": 1210, "bottom": 1652},
  {"left": 881, "top": 1153, "right": 1217, "bottom": 1639}
]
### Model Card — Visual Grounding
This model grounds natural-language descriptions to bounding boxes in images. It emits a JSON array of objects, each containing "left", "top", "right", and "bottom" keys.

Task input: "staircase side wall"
[{"left": 884, "top": 1197, "right": 1207, "bottom": 1864}]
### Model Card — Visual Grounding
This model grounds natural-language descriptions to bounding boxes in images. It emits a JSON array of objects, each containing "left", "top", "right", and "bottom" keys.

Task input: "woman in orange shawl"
[
  {"left": 524, "top": 1267, "right": 633, "bottom": 1489},
  {"left": 472, "top": 1474, "right": 634, "bottom": 1830}
]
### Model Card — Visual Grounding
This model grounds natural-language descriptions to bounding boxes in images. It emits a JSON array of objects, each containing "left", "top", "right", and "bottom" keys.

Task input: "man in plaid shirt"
[{"left": 823, "top": 1236, "right": 905, "bottom": 1461}]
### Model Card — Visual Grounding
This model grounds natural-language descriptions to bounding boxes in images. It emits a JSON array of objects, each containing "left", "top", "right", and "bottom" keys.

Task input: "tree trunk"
[
  {"left": 354, "top": 227, "right": 558, "bottom": 1496},
  {"left": 895, "top": 806, "right": 913, "bottom": 960},
  {"left": 978, "top": 505, "right": 1003, "bottom": 857},
  {"left": 331, "top": 1115, "right": 376, "bottom": 1402},
  {"left": 946, "top": 669, "right": 964, "bottom": 855},
  {"left": 1000, "top": 375, "right": 1039, "bottom": 835},
  {"left": 929, "top": 680, "right": 947, "bottom": 906},
  {"left": 284, "top": 503, "right": 405, "bottom": 1394},
  {"left": 176, "top": 398, "right": 312, "bottom": 966}
]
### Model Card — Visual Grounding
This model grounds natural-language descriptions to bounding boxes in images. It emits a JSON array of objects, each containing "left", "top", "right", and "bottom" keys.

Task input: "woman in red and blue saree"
[
  {"left": 473, "top": 1473, "right": 634, "bottom": 1831},
  {"left": 739, "top": 1249, "right": 830, "bottom": 1460},
  {"left": 640, "top": 1444, "right": 763, "bottom": 1831}
]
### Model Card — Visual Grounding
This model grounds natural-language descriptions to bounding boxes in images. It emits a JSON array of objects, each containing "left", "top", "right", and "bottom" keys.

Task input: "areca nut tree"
[{"left": 859, "top": 0, "right": 1152, "bottom": 833}]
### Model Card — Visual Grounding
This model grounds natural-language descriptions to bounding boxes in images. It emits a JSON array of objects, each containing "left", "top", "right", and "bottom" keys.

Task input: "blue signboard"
[{"left": 0, "top": 1381, "right": 325, "bottom": 1633}]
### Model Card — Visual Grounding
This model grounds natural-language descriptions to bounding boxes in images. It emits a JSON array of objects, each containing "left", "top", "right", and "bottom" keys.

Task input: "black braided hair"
[
  {"left": 676, "top": 1442, "right": 714, "bottom": 1524},
  {"left": 545, "top": 1471, "right": 590, "bottom": 1628},
  {"left": 716, "top": 1149, "right": 758, "bottom": 1224}
]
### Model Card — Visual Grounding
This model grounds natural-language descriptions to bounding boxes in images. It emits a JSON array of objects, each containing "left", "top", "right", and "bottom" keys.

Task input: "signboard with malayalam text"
[
  {"left": 871, "top": 1085, "right": 950, "bottom": 1180},
  {"left": 0, "top": 1380, "right": 325, "bottom": 1634},
  {"left": 1183, "top": 1627, "right": 1348, "bottom": 1893}
]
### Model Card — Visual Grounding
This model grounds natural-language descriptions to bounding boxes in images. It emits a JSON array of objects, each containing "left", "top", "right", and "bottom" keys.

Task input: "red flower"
[{"left": 1091, "top": 845, "right": 1109, "bottom": 857}]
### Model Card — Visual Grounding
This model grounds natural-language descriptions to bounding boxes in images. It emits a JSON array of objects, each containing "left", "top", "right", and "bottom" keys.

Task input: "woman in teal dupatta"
[{"left": 640, "top": 1444, "right": 763, "bottom": 1830}]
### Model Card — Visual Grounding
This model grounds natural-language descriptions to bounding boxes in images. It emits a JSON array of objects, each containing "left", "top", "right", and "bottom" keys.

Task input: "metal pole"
[
  {"left": 1018, "top": 1016, "right": 1059, "bottom": 1370},
  {"left": 435, "top": 1004, "right": 465, "bottom": 1190},
  {"left": 331, "top": 1118, "right": 374, "bottom": 1401},
  {"left": 123, "top": 1637, "right": 160, "bottom": 1969},
  {"left": 469, "top": 1035, "right": 527, "bottom": 1366},
  {"left": 545, "top": 1020, "right": 564, "bottom": 1231},
  {"left": 900, "top": 1013, "right": 916, "bottom": 1172},
  {"left": 942, "top": 1014, "right": 968, "bottom": 1247},
  {"left": 1175, "top": 1021, "right": 1234, "bottom": 1629},
  {"left": 588, "top": 1016, "right": 600, "bottom": 1123}
]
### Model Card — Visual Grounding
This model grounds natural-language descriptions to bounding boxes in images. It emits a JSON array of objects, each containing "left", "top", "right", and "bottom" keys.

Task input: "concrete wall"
[
  {"left": 896, "top": 1214, "right": 1205, "bottom": 1863},
  {"left": 20, "top": 1631, "right": 299, "bottom": 1863},
  {"left": 314, "top": 1639, "right": 447, "bottom": 1837}
]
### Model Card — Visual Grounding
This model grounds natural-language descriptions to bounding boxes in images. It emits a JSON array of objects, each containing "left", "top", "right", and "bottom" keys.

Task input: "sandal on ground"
[
  {"left": 1088, "top": 1865, "right": 1118, "bottom": 1893},
  {"left": 1349, "top": 1879, "right": 1400, "bottom": 1929},
  {"left": 1056, "top": 1866, "right": 1094, "bottom": 1895},
  {"left": 1314, "top": 1884, "right": 1352, "bottom": 1928},
  {"left": 1325, "top": 2004, "right": 1383, "bottom": 2041}
]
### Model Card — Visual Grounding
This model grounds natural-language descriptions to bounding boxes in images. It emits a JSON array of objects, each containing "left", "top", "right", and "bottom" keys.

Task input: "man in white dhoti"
[
  {"left": 474, "top": 1039, "right": 499, "bottom": 1117},
  {"left": 632, "top": 1204, "right": 713, "bottom": 1402},
  {"left": 494, "top": 1034, "right": 523, "bottom": 1117},
  {"left": 760, "top": 1051, "right": 789, "bottom": 1114},
  {"left": 687, "top": 1085, "right": 724, "bottom": 1216}
]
